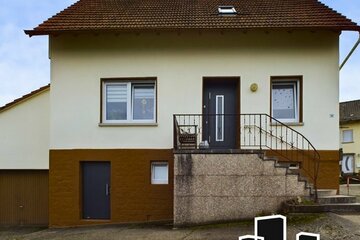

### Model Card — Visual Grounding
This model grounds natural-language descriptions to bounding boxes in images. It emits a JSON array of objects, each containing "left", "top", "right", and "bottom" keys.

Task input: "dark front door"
[
  {"left": 82, "top": 162, "right": 110, "bottom": 219},
  {"left": 203, "top": 79, "right": 237, "bottom": 149}
]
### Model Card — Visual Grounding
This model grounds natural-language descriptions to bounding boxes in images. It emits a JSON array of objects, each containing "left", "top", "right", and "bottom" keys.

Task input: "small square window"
[
  {"left": 151, "top": 162, "right": 168, "bottom": 184},
  {"left": 342, "top": 129, "right": 353, "bottom": 143}
]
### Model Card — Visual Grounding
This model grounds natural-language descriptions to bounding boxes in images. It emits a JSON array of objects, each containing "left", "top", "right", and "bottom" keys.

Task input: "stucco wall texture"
[
  {"left": 49, "top": 30, "right": 339, "bottom": 150},
  {"left": 0, "top": 90, "right": 50, "bottom": 169},
  {"left": 174, "top": 154, "right": 309, "bottom": 226}
]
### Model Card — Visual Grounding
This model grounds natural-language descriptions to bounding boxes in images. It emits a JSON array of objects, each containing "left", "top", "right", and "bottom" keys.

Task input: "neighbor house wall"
[
  {"left": 49, "top": 30, "right": 340, "bottom": 151},
  {"left": 340, "top": 122, "right": 360, "bottom": 173},
  {"left": 0, "top": 89, "right": 50, "bottom": 169}
]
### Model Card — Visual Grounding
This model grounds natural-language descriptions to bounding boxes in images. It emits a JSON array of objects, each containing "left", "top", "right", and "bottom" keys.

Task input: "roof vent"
[{"left": 218, "top": 6, "right": 237, "bottom": 15}]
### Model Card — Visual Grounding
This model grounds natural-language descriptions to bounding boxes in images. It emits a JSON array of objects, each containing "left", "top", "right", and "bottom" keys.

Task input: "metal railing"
[{"left": 173, "top": 113, "right": 321, "bottom": 200}]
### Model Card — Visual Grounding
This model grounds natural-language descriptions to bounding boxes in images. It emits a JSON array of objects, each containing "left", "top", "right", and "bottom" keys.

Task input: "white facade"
[
  {"left": 49, "top": 30, "right": 340, "bottom": 150},
  {"left": 0, "top": 89, "right": 50, "bottom": 169}
]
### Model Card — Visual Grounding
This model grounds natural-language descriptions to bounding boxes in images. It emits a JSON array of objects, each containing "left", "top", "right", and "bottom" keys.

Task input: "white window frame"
[
  {"left": 151, "top": 162, "right": 169, "bottom": 185},
  {"left": 342, "top": 129, "right": 353, "bottom": 143},
  {"left": 271, "top": 80, "right": 300, "bottom": 123},
  {"left": 102, "top": 81, "right": 156, "bottom": 124}
]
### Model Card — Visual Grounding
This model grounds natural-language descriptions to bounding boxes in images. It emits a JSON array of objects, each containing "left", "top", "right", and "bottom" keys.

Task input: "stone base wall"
[{"left": 174, "top": 154, "right": 309, "bottom": 226}]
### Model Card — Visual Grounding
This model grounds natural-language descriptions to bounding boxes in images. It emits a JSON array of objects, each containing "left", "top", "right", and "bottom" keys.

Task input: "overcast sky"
[{"left": 0, "top": 0, "right": 359, "bottom": 107}]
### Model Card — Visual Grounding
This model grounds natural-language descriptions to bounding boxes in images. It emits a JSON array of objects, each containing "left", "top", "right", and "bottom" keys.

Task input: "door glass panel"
[{"left": 216, "top": 95, "right": 224, "bottom": 141}]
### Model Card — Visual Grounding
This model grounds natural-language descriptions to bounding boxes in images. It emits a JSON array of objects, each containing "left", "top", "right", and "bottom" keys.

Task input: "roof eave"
[
  {"left": 340, "top": 119, "right": 360, "bottom": 124},
  {"left": 24, "top": 26, "right": 360, "bottom": 37},
  {"left": 0, "top": 84, "right": 50, "bottom": 113}
]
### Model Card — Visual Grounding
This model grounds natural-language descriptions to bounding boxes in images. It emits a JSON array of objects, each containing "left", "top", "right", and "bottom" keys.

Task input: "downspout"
[{"left": 340, "top": 31, "right": 360, "bottom": 70}]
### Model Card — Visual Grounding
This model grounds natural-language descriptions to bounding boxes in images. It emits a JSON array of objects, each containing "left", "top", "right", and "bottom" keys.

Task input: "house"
[
  {"left": 340, "top": 100, "right": 360, "bottom": 175},
  {"left": 1, "top": 0, "right": 359, "bottom": 227}
]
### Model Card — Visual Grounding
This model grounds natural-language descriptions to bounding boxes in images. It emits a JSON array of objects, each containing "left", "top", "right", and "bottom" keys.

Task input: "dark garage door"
[{"left": 0, "top": 170, "right": 49, "bottom": 226}]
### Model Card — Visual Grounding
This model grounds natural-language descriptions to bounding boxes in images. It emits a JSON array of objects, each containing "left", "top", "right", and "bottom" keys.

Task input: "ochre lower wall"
[
  {"left": 265, "top": 150, "right": 340, "bottom": 191},
  {"left": 0, "top": 170, "right": 48, "bottom": 226},
  {"left": 315, "top": 150, "right": 340, "bottom": 191},
  {"left": 49, "top": 149, "right": 173, "bottom": 227}
]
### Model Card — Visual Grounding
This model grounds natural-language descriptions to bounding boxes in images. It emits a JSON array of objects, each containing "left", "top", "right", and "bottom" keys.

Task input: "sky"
[{"left": 0, "top": 0, "right": 359, "bottom": 107}]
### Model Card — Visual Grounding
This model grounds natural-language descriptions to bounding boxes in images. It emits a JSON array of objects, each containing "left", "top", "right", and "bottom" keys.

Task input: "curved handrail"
[{"left": 262, "top": 113, "right": 321, "bottom": 160}]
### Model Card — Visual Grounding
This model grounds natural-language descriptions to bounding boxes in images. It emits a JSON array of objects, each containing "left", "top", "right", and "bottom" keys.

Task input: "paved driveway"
[{"left": 1, "top": 213, "right": 360, "bottom": 240}]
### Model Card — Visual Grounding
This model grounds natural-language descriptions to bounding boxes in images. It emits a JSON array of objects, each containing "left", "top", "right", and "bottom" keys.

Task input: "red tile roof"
[
  {"left": 0, "top": 84, "right": 50, "bottom": 113},
  {"left": 25, "top": 0, "right": 360, "bottom": 36}
]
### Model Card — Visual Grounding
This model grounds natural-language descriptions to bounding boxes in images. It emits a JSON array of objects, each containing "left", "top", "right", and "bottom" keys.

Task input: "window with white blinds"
[
  {"left": 103, "top": 81, "right": 156, "bottom": 123},
  {"left": 106, "top": 84, "right": 128, "bottom": 120}
]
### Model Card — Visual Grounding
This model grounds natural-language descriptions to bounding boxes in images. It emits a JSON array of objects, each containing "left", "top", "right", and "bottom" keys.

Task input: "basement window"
[
  {"left": 151, "top": 162, "right": 169, "bottom": 184},
  {"left": 218, "top": 6, "right": 237, "bottom": 15}
]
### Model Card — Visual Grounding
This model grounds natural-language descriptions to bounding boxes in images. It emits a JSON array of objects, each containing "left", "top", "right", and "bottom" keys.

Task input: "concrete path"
[{"left": 1, "top": 213, "right": 360, "bottom": 240}]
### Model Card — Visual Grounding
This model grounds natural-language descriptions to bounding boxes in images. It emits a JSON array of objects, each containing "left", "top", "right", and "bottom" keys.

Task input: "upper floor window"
[
  {"left": 342, "top": 129, "right": 353, "bottom": 143},
  {"left": 271, "top": 77, "right": 302, "bottom": 123},
  {"left": 102, "top": 79, "right": 156, "bottom": 123}
]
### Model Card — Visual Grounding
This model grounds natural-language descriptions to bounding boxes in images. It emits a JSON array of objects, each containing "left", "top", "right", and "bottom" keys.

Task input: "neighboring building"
[
  {"left": 1, "top": 0, "right": 359, "bottom": 227},
  {"left": 340, "top": 100, "right": 360, "bottom": 175},
  {"left": 0, "top": 85, "right": 50, "bottom": 226}
]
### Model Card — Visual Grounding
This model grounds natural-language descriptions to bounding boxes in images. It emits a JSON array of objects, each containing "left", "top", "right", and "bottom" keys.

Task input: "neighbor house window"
[
  {"left": 271, "top": 77, "right": 302, "bottom": 123},
  {"left": 342, "top": 129, "right": 353, "bottom": 143},
  {"left": 151, "top": 162, "right": 168, "bottom": 184},
  {"left": 102, "top": 79, "right": 156, "bottom": 123}
]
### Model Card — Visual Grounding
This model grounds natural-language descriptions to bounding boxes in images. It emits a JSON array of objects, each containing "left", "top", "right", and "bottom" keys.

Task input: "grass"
[
  {"left": 286, "top": 213, "right": 325, "bottom": 225},
  {"left": 189, "top": 219, "right": 253, "bottom": 230},
  {"left": 187, "top": 213, "right": 325, "bottom": 230}
]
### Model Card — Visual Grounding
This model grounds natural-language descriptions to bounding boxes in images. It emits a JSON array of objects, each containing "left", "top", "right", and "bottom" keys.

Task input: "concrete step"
[
  {"left": 323, "top": 203, "right": 360, "bottom": 213},
  {"left": 284, "top": 203, "right": 360, "bottom": 213},
  {"left": 317, "top": 189, "right": 337, "bottom": 197},
  {"left": 318, "top": 195, "right": 357, "bottom": 204}
]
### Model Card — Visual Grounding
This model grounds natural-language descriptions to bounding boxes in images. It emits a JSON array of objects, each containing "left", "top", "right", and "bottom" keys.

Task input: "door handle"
[{"left": 105, "top": 184, "right": 110, "bottom": 196}]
